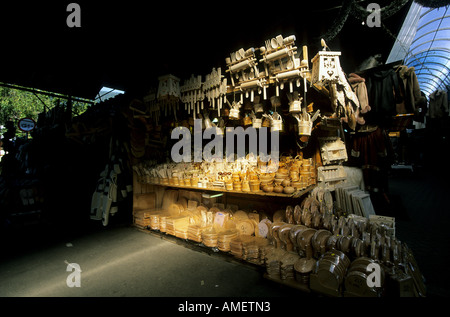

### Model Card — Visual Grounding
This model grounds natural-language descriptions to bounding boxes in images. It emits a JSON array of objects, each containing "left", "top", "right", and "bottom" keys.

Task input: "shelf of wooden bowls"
[{"left": 147, "top": 182, "right": 316, "bottom": 199}]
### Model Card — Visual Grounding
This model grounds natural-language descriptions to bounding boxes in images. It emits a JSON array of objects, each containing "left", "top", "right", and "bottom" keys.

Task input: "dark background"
[{"left": 0, "top": 1, "right": 412, "bottom": 99}]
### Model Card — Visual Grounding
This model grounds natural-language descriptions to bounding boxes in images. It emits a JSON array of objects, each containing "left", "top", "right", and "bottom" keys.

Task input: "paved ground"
[
  {"left": 387, "top": 167, "right": 450, "bottom": 297},
  {"left": 0, "top": 224, "right": 309, "bottom": 298}
]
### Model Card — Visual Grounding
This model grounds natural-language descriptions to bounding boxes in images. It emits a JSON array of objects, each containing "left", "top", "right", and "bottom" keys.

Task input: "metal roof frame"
[{"left": 389, "top": 3, "right": 449, "bottom": 98}]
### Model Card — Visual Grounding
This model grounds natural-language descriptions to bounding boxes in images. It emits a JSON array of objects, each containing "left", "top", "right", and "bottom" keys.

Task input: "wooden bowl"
[
  {"left": 274, "top": 185, "right": 284, "bottom": 193},
  {"left": 283, "top": 186, "right": 295, "bottom": 194}
]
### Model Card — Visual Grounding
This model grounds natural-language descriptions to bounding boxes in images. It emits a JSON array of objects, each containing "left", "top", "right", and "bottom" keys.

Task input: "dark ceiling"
[{"left": 0, "top": 1, "right": 414, "bottom": 100}]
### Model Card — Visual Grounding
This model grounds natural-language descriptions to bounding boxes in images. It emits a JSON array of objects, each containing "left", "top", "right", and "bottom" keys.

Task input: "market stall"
[{"left": 120, "top": 34, "right": 426, "bottom": 297}]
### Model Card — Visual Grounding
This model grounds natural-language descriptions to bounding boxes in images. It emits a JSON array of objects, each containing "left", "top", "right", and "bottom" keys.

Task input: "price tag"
[{"left": 214, "top": 212, "right": 225, "bottom": 227}]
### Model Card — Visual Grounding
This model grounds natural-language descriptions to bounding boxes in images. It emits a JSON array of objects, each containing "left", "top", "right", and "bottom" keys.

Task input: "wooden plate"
[
  {"left": 317, "top": 265, "right": 341, "bottom": 290},
  {"left": 285, "top": 206, "right": 294, "bottom": 224},
  {"left": 327, "top": 249, "right": 351, "bottom": 268},
  {"left": 312, "top": 229, "right": 332, "bottom": 256},
  {"left": 257, "top": 219, "right": 270, "bottom": 238},
  {"left": 236, "top": 219, "right": 255, "bottom": 236},
  {"left": 344, "top": 271, "right": 370, "bottom": 295},
  {"left": 293, "top": 205, "right": 302, "bottom": 224},
  {"left": 233, "top": 210, "right": 249, "bottom": 221},
  {"left": 297, "top": 228, "right": 317, "bottom": 257},
  {"left": 294, "top": 258, "right": 317, "bottom": 274},
  {"left": 273, "top": 210, "right": 286, "bottom": 223},
  {"left": 289, "top": 225, "right": 307, "bottom": 248}
]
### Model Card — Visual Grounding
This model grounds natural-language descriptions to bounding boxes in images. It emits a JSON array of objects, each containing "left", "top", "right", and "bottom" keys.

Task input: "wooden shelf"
[{"left": 140, "top": 182, "right": 316, "bottom": 199}]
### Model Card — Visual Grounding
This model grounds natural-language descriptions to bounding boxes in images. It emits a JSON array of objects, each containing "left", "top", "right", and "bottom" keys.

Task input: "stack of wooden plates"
[
  {"left": 159, "top": 215, "right": 168, "bottom": 233},
  {"left": 173, "top": 215, "right": 190, "bottom": 239},
  {"left": 150, "top": 214, "right": 160, "bottom": 230},
  {"left": 264, "top": 248, "right": 284, "bottom": 279},
  {"left": 260, "top": 245, "right": 275, "bottom": 265},
  {"left": 175, "top": 228, "right": 189, "bottom": 239},
  {"left": 133, "top": 211, "right": 151, "bottom": 229},
  {"left": 242, "top": 237, "right": 259, "bottom": 263},
  {"left": 217, "top": 229, "right": 239, "bottom": 252},
  {"left": 202, "top": 228, "right": 219, "bottom": 248},
  {"left": 187, "top": 225, "right": 203, "bottom": 242},
  {"left": 230, "top": 237, "right": 244, "bottom": 259},
  {"left": 164, "top": 214, "right": 189, "bottom": 236},
  {"left": 165, "top": 217, "right": 175, "bottom": 235},
  {"left": 174, "top": 215, "right": 190, "bottom": 230},
  {"left": 150, "top": 210, "right": 164, "bottom": 230},
  {"left": 314, "top": 250, "right": 350, "bottom": 292},
  {"left": 280, "top": 252, "right": 301, "bottom": 280},
  {"left": 230, "top": 235, "right": 254, "bottom": 259},
  {"left": 247, "top": 237, "right": 269, "bottom": 265},
  {"left": 294, "top": 258, "right": 317, "bottom": 285},
  {"left": 186, "top": 210, "right": 202, "bottom": 227}
]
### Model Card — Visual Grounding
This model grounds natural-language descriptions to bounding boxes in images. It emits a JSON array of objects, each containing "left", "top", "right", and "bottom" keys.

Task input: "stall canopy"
[{"left": 387, "top": 2, "right": 450, "bottom": 97}]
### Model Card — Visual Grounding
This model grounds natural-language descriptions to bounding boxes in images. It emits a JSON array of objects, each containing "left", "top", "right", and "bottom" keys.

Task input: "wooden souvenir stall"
[{"left": 127, "top": 35, "right": 425, "bottom": 297}]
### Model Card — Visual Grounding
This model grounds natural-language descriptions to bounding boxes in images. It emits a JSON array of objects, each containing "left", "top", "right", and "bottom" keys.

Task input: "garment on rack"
[
  {"left": 350, "top": 127, "right": 392, "bottom": 194},
  {"left": 414, "top": 91, "right": 428, "bottom": 124},
  {"left": 349, "top": 73, "right": 371, "bottom": 114},
  {"left": 427, "top": 89, "right": 448, "bottom": 118},
  {"left": 365, "top": 68, "right": 403, "bottom": 127},
  {"left": 394, "top": 65, "right": 425, "bottom": 118}
]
